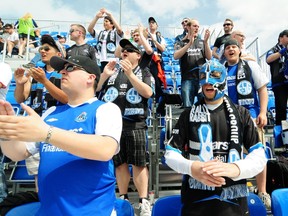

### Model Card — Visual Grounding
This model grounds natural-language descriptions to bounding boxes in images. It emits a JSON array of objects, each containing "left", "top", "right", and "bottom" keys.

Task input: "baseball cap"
[
  {"left": 57, "top": 34, "right": 66, "bottom": 39},
  {"left": 3, "top": 23, "right": 12, "bottom": 29},
  {"left": 50, "top": 55, "right": 101, "bottom": 83},
  {"left": 119, "top": 39, "right": 141, "bottom": 54},
  {"left": 148, "top": 17, "right": 157, "bottom": 24},
  {"left": 41, "top": 34, "right": 65, "bottom": 57},
  {"left": 279, "top": 30, "right": 288, "bottom": 38},
  {"left": 224, "top": 39, "right": 240, "bottom": 50}
]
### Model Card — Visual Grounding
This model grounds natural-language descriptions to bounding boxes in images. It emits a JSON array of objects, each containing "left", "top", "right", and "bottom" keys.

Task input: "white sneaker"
[
  {"left": 139, "top": 199, "right": 151, "bottom": 216},
  {"left": 258, "top": 192, "right": 271, "bottom": 209}
]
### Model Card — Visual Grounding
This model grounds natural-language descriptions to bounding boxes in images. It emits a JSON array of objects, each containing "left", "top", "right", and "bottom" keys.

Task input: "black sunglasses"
[
  {"left": 63, "top": 64, "right": 87, "bottom": 73},
  {"left": 121, "top": 48, "right": 140, "bottom": 53},
  {"left": 181, "top": 20, "right": 189, "bottom": 25},
  {"left": 223, "top": 23, "right": 232, "bottom": 27},
  {"left": 69, "top": 29, "right": 81, "bottom": 34},
  {"left": 38, "top": 45, "right": 50, "bottom": 52}
]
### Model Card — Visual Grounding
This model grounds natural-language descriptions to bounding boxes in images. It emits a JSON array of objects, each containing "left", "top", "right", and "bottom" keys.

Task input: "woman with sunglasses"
[{"left": 14, "top": 34, "right": 67, "bottom": 116}]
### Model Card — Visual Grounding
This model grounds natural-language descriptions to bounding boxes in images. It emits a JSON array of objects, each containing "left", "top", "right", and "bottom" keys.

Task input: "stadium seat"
[
  {"left": 152, "top": 195, "right": 182, "bottom": 216},
  {"left": 162, "top": 56, "right": 170, "bottom": 65},
  {"left": 247, "top": 192, "right": 267, "bottom": 216},
  {"left": 6, "top": 199, "right": 134, "bottom": 216},
  {"left": 165, "top": 73, "right": 174, "bottom": 87},
  {"left": 8, "top": 160, "right": 35, "bottom": 194},
  {"left": 40, "top": 30, "right": 49, "bottom": 36},
  {"left": 86, "top": 38, "right": 97, "bottom": 46},
  {"left": 271, "top": 188, "right": 288, "bottom": 216},
  {"left": 6, "top": 202, "right": 40, "bottom": 216},
  {"left": 164, "top": 64, "right": 172, "bottom": 74},
  {"left": 273, "top": 125, "right": 283, "bottom": 148},
  {"left": 173, "top": 64, "right": 181, "bottom": 73},
  {"left": 114, "top": 198, "right": 134, "bottom": 216}
]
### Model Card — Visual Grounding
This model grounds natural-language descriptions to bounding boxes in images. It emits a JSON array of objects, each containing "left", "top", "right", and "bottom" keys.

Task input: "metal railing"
[
  {"left": 1, "top": 38, "right": 7, "bottom": 63},
  {"left": 25, "top": 25, "right": 60, "bottom": 61}
]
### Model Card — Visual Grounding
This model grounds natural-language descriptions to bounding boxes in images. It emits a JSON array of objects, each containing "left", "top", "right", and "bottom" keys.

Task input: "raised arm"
[
  {"left": 87, "top": 10, "right": 103, "bottom": 37},
  {"left": 0, "top": 102, "right": 122, "bottom": 161},
  {"left": 14, "top": 68, "right": 32, "bottom": 103}
]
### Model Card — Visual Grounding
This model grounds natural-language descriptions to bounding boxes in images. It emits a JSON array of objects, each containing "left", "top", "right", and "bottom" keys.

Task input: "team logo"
[
  {"left": 103, "top": 87, "right": 119, "bottom": 102},
  {"left": 237, "top": 80, "right": 252, "bottom": 96},
  {"left": 126, "top": 88, "right": 142, "bottom": 104},
  {"left": 107, "top": 42, "right": 116, "bottom": 52},
  {"left": 75, "top": 112, "right": 87, "bottom": 122},
  {"left": 46, "top": 118, "right": 58, "bottom": 122}
]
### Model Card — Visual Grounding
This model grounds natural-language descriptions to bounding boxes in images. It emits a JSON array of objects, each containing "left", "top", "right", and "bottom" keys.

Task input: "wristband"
[
  {"left": 45, "top": 126, "right": 54, "bottom": 143},
  {"left": 279, "top": 47, "right": 287, "bottom": 56}
]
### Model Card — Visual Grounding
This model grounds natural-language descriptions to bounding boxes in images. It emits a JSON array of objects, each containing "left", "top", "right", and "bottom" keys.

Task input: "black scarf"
[{"left": 185, "top": 96, "right": 247, "bottom": 199}]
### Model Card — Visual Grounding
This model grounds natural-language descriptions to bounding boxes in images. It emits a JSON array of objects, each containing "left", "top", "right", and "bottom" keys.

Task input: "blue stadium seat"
[
  {"left": 271, "top": 188, "right": 288, "bottom": 216},
  {"left": 59, "top": 31, "right": 68, "bottom": 37},
  {"left": 160, "top": 127, "right": 166, "bottom": 150},
  {"left": 8, "top": 160, "right": 35, "bottom": 194},
  {"left": 6, "top": 202, "right": 40, "bottom": 216},
  {"left": 6, "top": 199, "right": 134, "bottom": 216},
  {"left": 164, "top": 64, "right": 172, "bottom": 73},
  {"left": 173, "top": 64, "right": 181, "bottom": 73},
  {"left": 87, "top": 38, "right": 97, "bottom": 46},
  {"left": 162, "top": 56, "right": 170, "bottom": 65},
  {"left": 162, "top": 50, "right": 169, "bottom": 57},
  {"left": 273, "top": 125, "right": 283, "bottom": 148},
  {"left": 165, "top": 73, "right": 174, "bottom": 87},
  {"left": 40, "top": 30, "right": 49, "bottom": 36},
  {"left": 247, "top": 192, "right": 267, "bottom": 216},
  {"left": 152, "top": 195, "right": 182, "bottom": 216},
  {"left": 114, "top": 198, "right": 134, "bottom": 216}
]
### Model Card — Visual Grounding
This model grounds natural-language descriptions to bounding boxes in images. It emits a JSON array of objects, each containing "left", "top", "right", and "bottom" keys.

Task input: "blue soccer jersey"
[{"left": 30, "top": 98, "right": 122, "bottom": 216}]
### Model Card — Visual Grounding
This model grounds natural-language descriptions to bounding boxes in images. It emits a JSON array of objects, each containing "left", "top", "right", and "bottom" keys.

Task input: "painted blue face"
[{"left": 199, "top": 60, "right": 227, "bottom": 101}]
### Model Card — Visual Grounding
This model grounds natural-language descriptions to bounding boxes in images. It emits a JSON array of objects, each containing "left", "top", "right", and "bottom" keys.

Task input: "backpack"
[
  {"left": 0, "top": 191, "right": 39, "bottom": 216},
  {"left": 266, "top": 156, "right": 288, "bottom": 195}
]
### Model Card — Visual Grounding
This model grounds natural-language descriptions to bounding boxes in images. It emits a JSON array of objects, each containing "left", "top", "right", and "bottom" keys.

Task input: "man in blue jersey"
[
  {"left": 165, "top": 60, "right": 267, "bottom": 216},
  {"left": 223, "top": 39, "right": 270, "bottom": 209},
  {"left": 0, "top": 55, "right": 123, "bottom": 215}
]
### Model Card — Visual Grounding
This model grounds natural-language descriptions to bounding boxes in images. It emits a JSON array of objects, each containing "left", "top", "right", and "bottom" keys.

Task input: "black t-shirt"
[
  {"left": 66, "top": 43, "right": 97, "bottom": 61},
  {"left": 213, "top": 34, "right": 231, "bottom": 49}
]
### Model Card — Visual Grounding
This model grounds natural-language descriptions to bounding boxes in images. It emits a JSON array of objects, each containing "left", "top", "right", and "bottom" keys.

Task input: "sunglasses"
[
  {"left": 38, "top": 45, "right": 50, "bottom": 52},
  {"left": 223, "top": 23, "right": 232, "bottom": 27},
  {"left": 121, "top": 47, "right": 140, "bottom": 54},
  {"left": 69, "top": 29, "right": 81, "bottom": 34},
  {"left": 200, "top": 71, "right": 222, "bottom": 80},
  {"left": 236, "top": 34, "right": 246, "bottom": 39},
  {"left": 63, "top": 64, "right": 87, "bottom": 73},
  {"left": 181, "top": 20, "right": 189, "bottom": 25}
]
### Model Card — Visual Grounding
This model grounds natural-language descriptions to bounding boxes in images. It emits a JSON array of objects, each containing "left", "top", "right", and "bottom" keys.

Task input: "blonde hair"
[
  {"left": 133, "top": 28, "right": 148, "bottom": 38},
  {"left": 23, "top": 13, "right": 33, "bottom": 20}
]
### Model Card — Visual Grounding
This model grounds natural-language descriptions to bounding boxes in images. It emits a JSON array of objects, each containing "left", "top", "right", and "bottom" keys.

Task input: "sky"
[{"left": 1, "top": 0, "right": 287, "bottom": 55}]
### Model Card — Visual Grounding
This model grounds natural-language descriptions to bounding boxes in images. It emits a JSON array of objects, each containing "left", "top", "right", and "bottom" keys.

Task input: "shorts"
[
  {"left": 18, "top": 33, "right": 36, "bottom": 41},
  {"left": 113, "top": 129, "right": 147, "bottom": 167}
]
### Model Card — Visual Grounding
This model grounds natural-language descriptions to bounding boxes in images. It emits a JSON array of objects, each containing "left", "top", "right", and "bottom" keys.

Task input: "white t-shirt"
[
  {"left": 5, "top": 31, "right": 18, "bottom": 41},
  {"left": 0, "top": 62, "right": 12, "bottom": 101}
]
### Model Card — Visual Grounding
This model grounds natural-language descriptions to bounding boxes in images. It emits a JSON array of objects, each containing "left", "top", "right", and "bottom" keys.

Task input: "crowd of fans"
[{"left": 0, "top": 9, "right": 287, "bottom": 216}]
